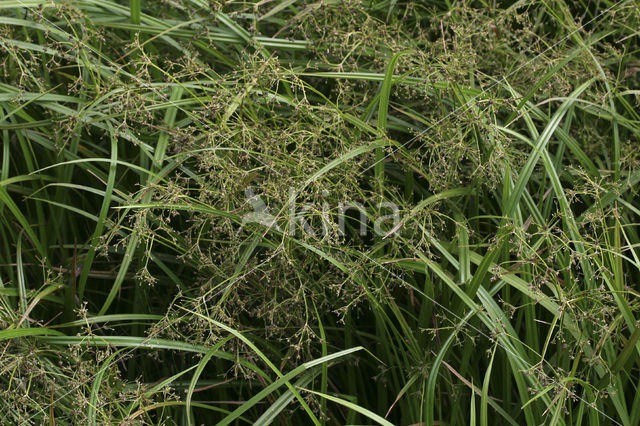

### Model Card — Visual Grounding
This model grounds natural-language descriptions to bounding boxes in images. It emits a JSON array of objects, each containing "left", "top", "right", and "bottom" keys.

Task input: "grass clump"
[{"left": 1, "top": 0, "right": 639, "bottom": 424}]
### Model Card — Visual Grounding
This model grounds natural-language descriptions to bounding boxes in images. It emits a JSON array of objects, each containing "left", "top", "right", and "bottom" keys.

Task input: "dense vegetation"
[{"left": 1, "top": 0, "right": 639, "bottom": 424}]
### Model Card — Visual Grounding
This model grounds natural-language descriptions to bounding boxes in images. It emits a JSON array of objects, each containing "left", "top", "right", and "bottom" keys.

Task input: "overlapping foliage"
[{"left": 1, "top": 0, "right": 639, "bottom": 424}]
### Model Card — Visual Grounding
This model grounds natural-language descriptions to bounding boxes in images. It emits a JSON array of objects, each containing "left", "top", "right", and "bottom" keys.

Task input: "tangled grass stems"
[{"left": 1, "top": 0, "right": 639, "bottom": 424}]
